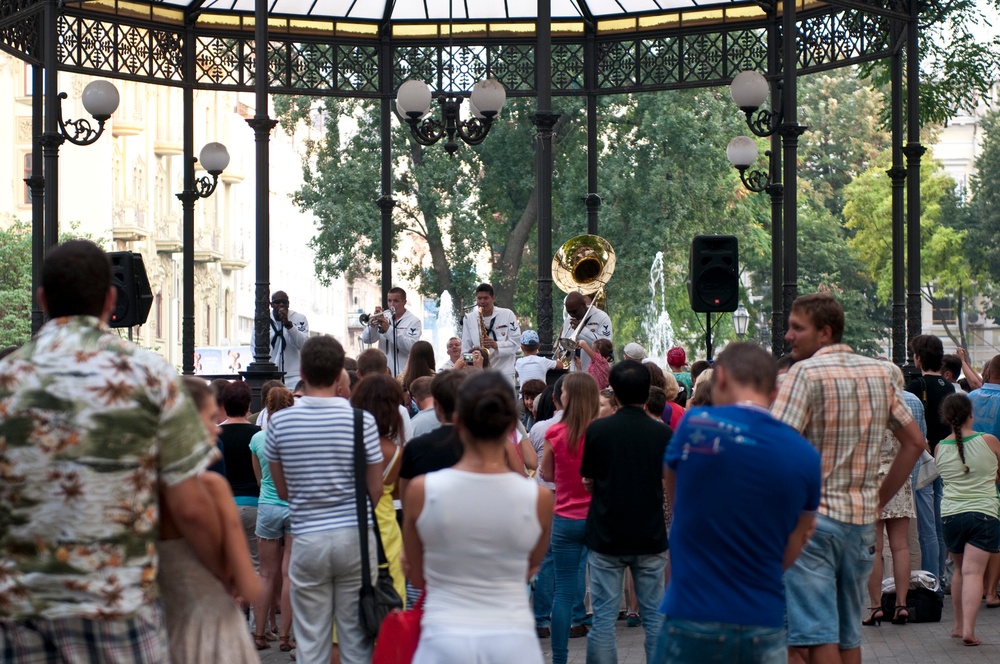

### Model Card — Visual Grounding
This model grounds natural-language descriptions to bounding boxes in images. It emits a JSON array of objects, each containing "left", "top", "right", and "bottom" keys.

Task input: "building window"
[
  {"left": 23, "top": 153, "right": 32, "bottom": 205},
  {"left": 932, "top": 298, "right": 956, "bottom": 325},
  {"left": 155, "top": 292, "right": 163, "bottom": 339}
]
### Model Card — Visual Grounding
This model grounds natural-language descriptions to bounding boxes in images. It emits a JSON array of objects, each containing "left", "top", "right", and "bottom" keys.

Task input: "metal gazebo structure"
[{"left": 1, "top": 0, "right": 927, "bottom": 390}]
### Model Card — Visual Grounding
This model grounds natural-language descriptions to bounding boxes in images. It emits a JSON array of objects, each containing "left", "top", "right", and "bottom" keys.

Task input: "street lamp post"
[
  {"left": 41, "top": 78, "right": 120, "bottom": 250},
  {"left": 733, "top": 303, "right": 750, "bottom": 338},
  {"left": 176, "top": 142, "right": 230, "bottom": 376}
]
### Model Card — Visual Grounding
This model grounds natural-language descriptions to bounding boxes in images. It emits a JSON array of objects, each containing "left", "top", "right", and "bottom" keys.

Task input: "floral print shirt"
[{"left": 0, "top": 316, "right": 212, "bottom": 620}]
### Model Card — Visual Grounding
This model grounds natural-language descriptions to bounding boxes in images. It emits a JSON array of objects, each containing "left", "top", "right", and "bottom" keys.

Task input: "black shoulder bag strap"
[{"left": 353, "top": 408, "right": 390, "bottom": 594}]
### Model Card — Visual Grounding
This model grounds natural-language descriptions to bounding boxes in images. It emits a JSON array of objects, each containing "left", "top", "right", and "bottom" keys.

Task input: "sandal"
[
  {"left": 862, "top": 607, "right": 883, "bottom": 626},
  {"left": 254, "top": 633, "right": 271, "bottom": 651},
  {"left": 892, "top": 606, "right": 909, "bottom": 625},
  {"left": 279, "top": 635, "right": 295, "bottom": 652}
]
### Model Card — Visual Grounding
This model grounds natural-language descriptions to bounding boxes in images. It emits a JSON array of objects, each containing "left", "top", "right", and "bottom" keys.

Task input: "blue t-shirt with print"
[{"left": 661, "top": 404, "right": 821, "bottom": 628}]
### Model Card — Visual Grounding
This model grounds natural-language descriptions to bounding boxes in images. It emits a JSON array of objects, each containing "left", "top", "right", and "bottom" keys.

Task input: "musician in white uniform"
[
  {"left": 461, "top": 283, "right": 521, "bottom": 385},
  {"left": 360, "top": 287, "right": 423, "bottom": 377},
  {"left": 558, "top": 291, "right": 613, "bottom": 372}
]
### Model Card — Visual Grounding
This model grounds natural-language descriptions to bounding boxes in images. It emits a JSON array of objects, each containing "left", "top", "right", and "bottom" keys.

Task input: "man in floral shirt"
[{"left": 0, "top": 240, "right": 221, "bottom": 662}]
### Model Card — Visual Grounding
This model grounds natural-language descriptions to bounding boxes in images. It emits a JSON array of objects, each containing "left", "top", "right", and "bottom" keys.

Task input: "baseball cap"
[
  {"left": 521, "top": 330, "right": 540, "bottom": 346},
  {"left": 623, "top": 342, "right": 646, "bottom": 361},
  {"left": 667, "top": 347, "right": 687, "bottom": 367}
]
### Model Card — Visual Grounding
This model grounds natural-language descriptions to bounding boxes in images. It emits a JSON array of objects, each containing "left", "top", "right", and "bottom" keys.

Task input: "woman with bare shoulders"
[
  {"left": 159, "top": 377, "right": 264, "bottom": 663},
  {"left": 404, "top": 371, "right": 553, "bottom": 663}
]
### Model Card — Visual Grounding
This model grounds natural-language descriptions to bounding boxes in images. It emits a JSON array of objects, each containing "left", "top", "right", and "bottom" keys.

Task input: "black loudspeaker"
[
  {"left": 689, "top": 235, "right": 739, "bottom": 313},
  {"left": 108, "top": 252, "right": 154, "bottom": 328}
]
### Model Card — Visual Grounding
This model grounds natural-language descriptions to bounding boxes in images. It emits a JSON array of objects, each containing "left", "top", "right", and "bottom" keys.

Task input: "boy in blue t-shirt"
[{"left": 654, "top": 342, "right": 821, "bottom": 664}]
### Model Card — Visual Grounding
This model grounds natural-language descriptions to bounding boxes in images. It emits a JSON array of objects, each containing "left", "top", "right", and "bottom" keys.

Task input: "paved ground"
[{"left": 258, "top": 597, "right": 1000, "bottom": 663}]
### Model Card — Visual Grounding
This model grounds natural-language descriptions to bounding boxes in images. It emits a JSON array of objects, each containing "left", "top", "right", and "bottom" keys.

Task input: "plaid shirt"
[{"left": 771, "top": 344, "right": 914, "bottom": 525}]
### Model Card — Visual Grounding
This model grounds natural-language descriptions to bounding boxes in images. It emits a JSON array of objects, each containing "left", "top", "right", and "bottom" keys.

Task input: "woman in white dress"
[{"left": 402, "top": 370, "right": 554, "bottom": 663}]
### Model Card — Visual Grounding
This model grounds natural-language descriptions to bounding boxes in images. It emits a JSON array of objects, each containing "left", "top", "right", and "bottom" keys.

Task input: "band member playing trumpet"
[
  {"left": 360, "top": 286, "right": 423, "bottom": 377},
  {"left": 461, "top": 283, "right": 521, "bottom": 385},
  {"left": 560, "top": 291, "right": 613, "bottom": 372}
]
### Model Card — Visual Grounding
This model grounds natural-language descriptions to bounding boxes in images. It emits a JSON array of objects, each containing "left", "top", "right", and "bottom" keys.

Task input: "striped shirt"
[
  {"left": 771, "top": 345, "right": 914, "bottom": 525},
  {"left": 265, "top": 396, "right": 382, "bottom": 536}
]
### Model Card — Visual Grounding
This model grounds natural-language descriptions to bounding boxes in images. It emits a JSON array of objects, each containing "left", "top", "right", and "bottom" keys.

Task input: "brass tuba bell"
[
  {"left": 552, "top": 234, "right": 616, "bottom": 296},
  {"left": 551, "top": 235, "right": 616, "bottom": 368}
]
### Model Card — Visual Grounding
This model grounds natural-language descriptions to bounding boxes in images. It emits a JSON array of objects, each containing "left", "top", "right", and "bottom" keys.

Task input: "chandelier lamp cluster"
[
  {"left": 395, "top": 78, "right": 507, "bottom": 155},
  {"left": 726, "top": 70, "right": 781, "bottom": 193}
]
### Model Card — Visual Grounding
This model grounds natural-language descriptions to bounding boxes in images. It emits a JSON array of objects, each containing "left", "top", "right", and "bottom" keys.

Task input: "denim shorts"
[
  {"left": 784, "top": 514, "right": 875, "bottom": 650},
  {"left": 942, "top": 511, "right": 1000, "bottom": 554},
  {"left": 256, "top": 502, "right": 291, "bottom": 539},
  {"left": 651, "top": 617, "right": 786, "bottom": 664}
]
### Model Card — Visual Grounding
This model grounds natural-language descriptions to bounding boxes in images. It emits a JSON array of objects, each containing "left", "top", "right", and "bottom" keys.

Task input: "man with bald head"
[
  {"left": 559, "top": 290, "right": 613, "bottom": 372},
  {"left": 270, "top": 290, "right": 310, "bottom": 388}
]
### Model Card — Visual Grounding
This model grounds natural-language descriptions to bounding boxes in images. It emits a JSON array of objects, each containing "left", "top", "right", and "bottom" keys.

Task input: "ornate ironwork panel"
[
  {"left": 47, "top": 6, "right": 892, "bottom": 95},
  {"left": 394, "top": 45, "right": 438, "bottom": 89},
  {"left": 680, "top": 32, "right": 727, "bottom": 83},
  {"left": 0, "top": 12, "right": 38, "bottom": 61},
  {"left": 149, "top": 29, "right": 183, "bottom": 82},
  {"left": 62, "top": 16, "right": 117, "bottom": 73},
  {"left": 637, "top": 37, "right": 680, "bottom": 87},
  {"left": 246, "top": 40, "right": 284, "bottom": 87},
  {"left": 286, "top": 41, "right": 337, "bottom": 91},
  {"left": 798, "top": 8, "right": 891, "bottom": 71},
  {"left": 491, "top": 43, "right": 536, "bottom": 93},
  {"left": 335, "top": 44, "right": 379, "bottom": 93},
  {"left": 551, "top": 43, "right": 583, "bottom": 91},
  {"left": 597, "top": 40, "right": 637, "bottom": 89},
  {"left": 195, "top": 35, "right": 247, "bottom": 87},
  {"left": 441, "top": 45, "right": 486, "bottom": 91},
  {"left": 61, "top": 14, "right": 183, "bottom": 83},
  {"left": 728, "top": 29, "right": 769, "bottom": 76}
]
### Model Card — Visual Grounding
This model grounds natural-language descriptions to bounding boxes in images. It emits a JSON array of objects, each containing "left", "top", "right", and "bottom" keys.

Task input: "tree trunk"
[
  {"left": 410, "top": 142, "right": 462, "bottom": 316},
  {"left": 493, "top": 112, "right": 576, "bottom": 311}
]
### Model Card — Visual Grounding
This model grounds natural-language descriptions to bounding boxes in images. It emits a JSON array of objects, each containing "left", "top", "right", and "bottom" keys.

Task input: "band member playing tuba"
[
  {"left": 360, "top": 287, "right": 423, "bottom": 377},
  {"left": 559, "top": 291, "right": 613, "bottom": 372},
  {"left": 461, "top": 283, "right": 521, "bottom": 386}
]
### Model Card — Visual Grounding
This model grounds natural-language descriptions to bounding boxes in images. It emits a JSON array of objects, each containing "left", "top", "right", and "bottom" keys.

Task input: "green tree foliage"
[
  {"left": 798, "top": 69, "right": 890, "bottom": 216},
  {"left": 861, "top": 0, "right": 1000, "bottom": 127},
  {"left": 965, "top": 110, "right": 1000, "bottom": 283},
  {"left": 0, "top": 221, "right": 94, "bottom": 349},
  {"left": 842, "top": 157, "right": 976, "bottom": 347},
  {"left": 0, "top": 221, "right": 32, "bottom": 348}
]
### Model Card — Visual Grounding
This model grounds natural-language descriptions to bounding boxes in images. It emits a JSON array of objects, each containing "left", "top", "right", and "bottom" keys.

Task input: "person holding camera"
[{"left": 269, "top": 290, "right": 309, "bottom": 388}]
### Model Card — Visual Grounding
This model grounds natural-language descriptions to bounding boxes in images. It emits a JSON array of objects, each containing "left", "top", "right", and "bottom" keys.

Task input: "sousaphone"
[{"left": 551, "top": 235, "right": 616, "bottom": 368}]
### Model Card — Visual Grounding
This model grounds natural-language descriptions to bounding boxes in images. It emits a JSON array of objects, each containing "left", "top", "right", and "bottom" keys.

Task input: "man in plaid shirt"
[{"left": 772, "top": 293, "right": 924, "bottom": 664}]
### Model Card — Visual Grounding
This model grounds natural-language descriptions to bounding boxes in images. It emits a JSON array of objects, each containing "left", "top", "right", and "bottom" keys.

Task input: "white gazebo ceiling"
[{"left": 172, "top": 0, "right": 762, "bottom": 22}]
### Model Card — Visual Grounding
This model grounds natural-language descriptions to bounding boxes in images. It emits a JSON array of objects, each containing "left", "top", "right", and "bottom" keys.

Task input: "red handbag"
[{"left": 372, "top": 592, "right": 425, "bottom": 664}]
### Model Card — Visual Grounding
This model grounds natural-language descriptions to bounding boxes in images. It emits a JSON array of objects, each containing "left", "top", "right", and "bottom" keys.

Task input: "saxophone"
[{"left": 478, "top": 306, "right": 491, "bottom": 361}]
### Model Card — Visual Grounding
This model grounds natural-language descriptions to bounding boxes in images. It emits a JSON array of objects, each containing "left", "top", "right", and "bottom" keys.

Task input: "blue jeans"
[
  {"left": 783, "top": 515, "right": 874, "bottom": 650},
  {"left": 913, "top": 472, "right": 946, "bottom": 583},
  {"left": 651, "top": 618, "right": 786, "bottom": 664},
  {"left": 586, "top": 549, "right": 667, "bottom": 664},
  {"left": 533, "top": 528, "right": 588, "bottom": 630},
  {"left": 551, "top": 515, "right": 588, "bottom": 664}
]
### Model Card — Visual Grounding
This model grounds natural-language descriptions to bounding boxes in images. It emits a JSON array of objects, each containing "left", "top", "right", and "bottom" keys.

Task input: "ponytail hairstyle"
[
  {"left": 940, "top": 392, "right": 973, "bottom": 474},
  {"left": 456, "top": 370, "right": 517, "bottom": 441}
]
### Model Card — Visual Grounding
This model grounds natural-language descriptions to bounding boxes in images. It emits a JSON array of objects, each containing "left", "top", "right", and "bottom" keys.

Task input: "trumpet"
[{"left": 359, "top": 306, "right": 395, "bottom": 325}]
